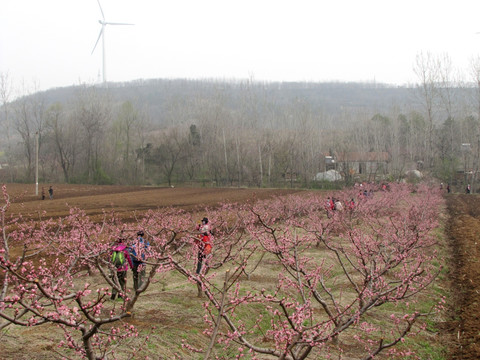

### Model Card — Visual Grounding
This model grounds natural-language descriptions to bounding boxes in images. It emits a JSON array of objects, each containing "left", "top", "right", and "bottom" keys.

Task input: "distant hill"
[{"left": 10, "top": 79, "right": 419, "bottom": 128}]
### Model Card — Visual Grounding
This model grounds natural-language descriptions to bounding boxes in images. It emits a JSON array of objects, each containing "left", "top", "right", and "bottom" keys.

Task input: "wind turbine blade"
[
  {"left": 91, "top": 27, "right": 103, "bottom": 54},
  {"left": 105, "top": 22, "right": 135, "bottom": 26},
  {"left": 96, "top": 0, "right": 105, "bottom": 21}
]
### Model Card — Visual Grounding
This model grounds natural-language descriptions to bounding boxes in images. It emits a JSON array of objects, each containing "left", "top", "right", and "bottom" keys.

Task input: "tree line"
[{"left": 2, "top": 52, "right": 480, "bottom": 188}]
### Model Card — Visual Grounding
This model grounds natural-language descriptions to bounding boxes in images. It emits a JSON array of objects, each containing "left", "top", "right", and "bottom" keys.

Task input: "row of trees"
[
  {"left": 2, "top": 52, "right": 480, "bottom": 187},
  {"left": 0, "top": 183, "right": 444, "bottom": 359}
]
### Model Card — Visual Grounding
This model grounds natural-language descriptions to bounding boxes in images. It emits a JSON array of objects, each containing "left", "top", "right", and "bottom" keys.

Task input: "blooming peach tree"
[
  {"left": 0, "top": 183, "right": 445, "bottom": 359},
  {"left": 0, "top": 185, "right": 254, "bottom": 359},
  {"left": 0, "top": 185, "right": 141, "bottom": 359},
  {"left": 189, "top": 183, "right": 444, "bottom": 359}
]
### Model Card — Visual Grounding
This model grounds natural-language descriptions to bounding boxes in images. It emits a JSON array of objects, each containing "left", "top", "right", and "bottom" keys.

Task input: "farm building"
[{"left": 334, "top": 151, "right": 390, "bottom": 178}]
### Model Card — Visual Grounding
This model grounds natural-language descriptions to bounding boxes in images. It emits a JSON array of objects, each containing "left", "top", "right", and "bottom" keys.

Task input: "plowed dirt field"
[
  {"left": 444, "top": 194, "right": 480, "bottom": 360},
  {"left": 3, "top": 183, "right": 302, "bottom": 221}
]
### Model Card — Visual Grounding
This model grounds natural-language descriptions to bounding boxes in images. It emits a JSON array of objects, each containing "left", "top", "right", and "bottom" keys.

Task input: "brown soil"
[
  {"left": 3, "top": 183, "right": 302, "bottom": 222},
  {"left": 444, "top": 194, "right": 480, "bottom": 360}
]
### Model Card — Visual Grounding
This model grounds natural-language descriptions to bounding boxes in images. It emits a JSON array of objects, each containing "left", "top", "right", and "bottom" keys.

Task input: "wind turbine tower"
[{"left": 91, "top": 0, "right": 133, "bottom": 85}]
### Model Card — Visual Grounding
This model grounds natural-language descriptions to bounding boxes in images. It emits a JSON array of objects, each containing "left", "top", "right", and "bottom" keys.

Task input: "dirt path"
[{"left": 445, "top": 194, "right": 480, "bottom": 359}]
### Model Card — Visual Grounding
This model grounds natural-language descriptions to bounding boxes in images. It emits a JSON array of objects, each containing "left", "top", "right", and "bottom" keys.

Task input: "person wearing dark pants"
[
  {"left": 195, "top": 217, "right": 212, "bottom": 275},
  {"left": 129, "top": 230, "right": 149, "bottom": 291},
  {"left": 110, "top": 237, "right": 133, "bottom": 300}
]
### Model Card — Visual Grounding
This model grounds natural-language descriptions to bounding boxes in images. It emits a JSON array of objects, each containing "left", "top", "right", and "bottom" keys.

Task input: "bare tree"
[
  {"left": 73, "top": 86, "right": 111, "bottom": 183},
  {"left": 468, "top": 56, "right": 480, "bottom": 191},
  {"left": 12, "top": 82, "right": 46, "bottom": 181},
  {"left": 291, "top": 100, "right": 317, "bottom": 187},
  {"left": 0, "top": 73, "right": 15, "bottom": 181},
  {"left": 133, "top": 107, "right": 151, "bottom": 184},
  {"left": 45, "top": 103, "right": 79, "bottom": 182},
  {"left": 108, "top": 100, "right": 146, "bottom": 183},
  {"left": 414, "top": 51, "right": 442, "bottom": 168},
  {"left": 194, "top": 91, "right": 232, "bottom": 186},
  {"left": 150, "top": 127, "right": 187, "bottom": 187},
  {"left": 274, "top": 129, "right": 299, "bottom": 188}
]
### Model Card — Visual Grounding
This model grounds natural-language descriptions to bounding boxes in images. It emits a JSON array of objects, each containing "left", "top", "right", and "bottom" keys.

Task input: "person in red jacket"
[
  {"left": 110, "top": 237, "right": 133, "bottom": 300},
  {"left": 348, "top": 198, "right": 355, "bottom": 211},
  {"left": 195, "top": 217, "right": 212, "bottom": 274}
]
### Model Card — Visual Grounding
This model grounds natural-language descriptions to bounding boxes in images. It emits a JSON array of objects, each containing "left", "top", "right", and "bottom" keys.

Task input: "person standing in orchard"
[
  {"left": 128, "top": 230, "right": 149, "bottom": 291},
  {"left": 348, "top": 198, "right": 355, "bottom": 211},
  {"left": 110, "top": 237, "right": 133, "bottom": 300},
  {"left": 195, "top": 217, "right": 212, "bottom": 275}
]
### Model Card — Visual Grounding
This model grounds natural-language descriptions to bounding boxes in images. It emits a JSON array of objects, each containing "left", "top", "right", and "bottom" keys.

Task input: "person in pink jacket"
[{"left": 110, "top": 237, "right": 133, "bottom": 300}]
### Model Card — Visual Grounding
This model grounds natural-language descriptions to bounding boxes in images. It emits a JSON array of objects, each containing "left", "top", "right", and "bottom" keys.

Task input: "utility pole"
[{"left": 35, "top": 131, "right": 39, "bottom": 196}]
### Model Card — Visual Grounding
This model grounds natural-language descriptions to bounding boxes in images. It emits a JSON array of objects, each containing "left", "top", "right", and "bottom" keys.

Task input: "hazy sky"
[{"left": 1, "top": 0, "right": 480, "bottom": 93}]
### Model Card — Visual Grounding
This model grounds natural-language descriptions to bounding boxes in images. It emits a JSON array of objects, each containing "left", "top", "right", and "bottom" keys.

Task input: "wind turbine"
[{"left": 91, "top": 0, "right": 133, "bottom": 85}]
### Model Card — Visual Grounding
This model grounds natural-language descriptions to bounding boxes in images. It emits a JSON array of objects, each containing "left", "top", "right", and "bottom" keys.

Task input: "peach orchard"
[{"left": 0, "top": 183, "right": 444, "bottom": 359}]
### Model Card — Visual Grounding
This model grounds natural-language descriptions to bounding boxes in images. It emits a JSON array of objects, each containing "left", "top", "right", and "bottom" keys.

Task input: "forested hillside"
[
  {"left": 8, "top": 79, "right": 416, "bottom": 126},
  {"left": 0, "top": 72, "right": 479, "bottom": 188}
]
